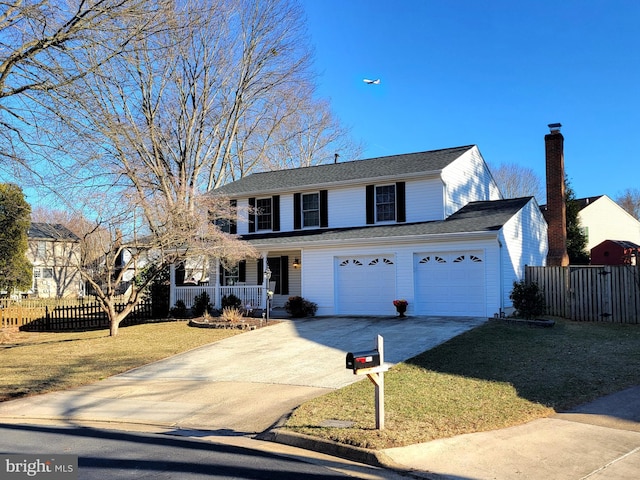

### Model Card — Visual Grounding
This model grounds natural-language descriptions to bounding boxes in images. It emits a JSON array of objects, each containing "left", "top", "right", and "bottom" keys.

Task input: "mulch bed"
[{"left": 188, "top": 316, "right": 282, "bottom": 330}]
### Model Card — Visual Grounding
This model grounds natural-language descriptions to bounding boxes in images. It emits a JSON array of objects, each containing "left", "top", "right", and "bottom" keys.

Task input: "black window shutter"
[
  {"left": 280, "top": 256, "right": 289, "bottom": 295},
  {"left": 238, "top": 260, "right": 246, "bottom": 283},
  {"left": 219, "top": 264, "right": 225, "bottom": 285},
  {"left": 320, "top": 190, "right": 328, "bottom": 227},
  {"left": 229, "top": 199, "right": 237, "bottom": 234},
  {"left": 396, "top": 181, "right": 406, "bottom": 223},
  {"left": 248, "top": 197, "right": 256, "bottom": 233},
  {"left": 293, "top": 193, "right": 301, "bottom": 230},
  {"left": 272, "top": 195, "right": 280, "bottom": 231},
  {"left": 257, "top": 258, "right": 264, "bottom": 285},
  {"left": 366, "top": 185, "right": 375, "bottom": 224}
]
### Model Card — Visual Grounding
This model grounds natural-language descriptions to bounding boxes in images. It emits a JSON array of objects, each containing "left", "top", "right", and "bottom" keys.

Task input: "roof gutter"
[
  {"left": 244, "top": 230, "right": 499, "bottom": 250},
  {"left": 213, "top": 171, "right": 443, "bottom": 197}
]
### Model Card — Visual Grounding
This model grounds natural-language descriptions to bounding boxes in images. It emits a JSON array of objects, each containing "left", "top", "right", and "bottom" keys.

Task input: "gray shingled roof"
[
  {"left": 242, "top": 197, "right": 533, "bottom": 246},
  {"left": 540, "top": 195, "right": 603, "bottom": 213},
  {"left": 28, "top": 223, "right": 80, "bottom": 241},
  {"left": 213, "top": 145, "right": 475, "bottom": 196}
]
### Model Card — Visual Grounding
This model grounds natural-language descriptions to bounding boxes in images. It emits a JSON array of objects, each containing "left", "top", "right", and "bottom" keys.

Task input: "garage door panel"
[
  {"left": 415, "top": 251, "right": 485, "bottom": 316},
  {"left": 336, "top": 256, "right": 395, "bottom": 315}
]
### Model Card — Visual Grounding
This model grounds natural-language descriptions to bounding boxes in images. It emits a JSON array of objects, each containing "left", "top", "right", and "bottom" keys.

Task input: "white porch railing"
[{"left": 174, "top": 285, "right": 265, "bottom": 310}]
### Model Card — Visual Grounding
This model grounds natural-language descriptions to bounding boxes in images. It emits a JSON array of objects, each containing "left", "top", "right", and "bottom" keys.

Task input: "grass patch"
[
  {"left": 0, "top": 321, "right": 244, "bottom": 402},
  {"left": 285, "top": 319, "right": 640, "bottom": 449}
]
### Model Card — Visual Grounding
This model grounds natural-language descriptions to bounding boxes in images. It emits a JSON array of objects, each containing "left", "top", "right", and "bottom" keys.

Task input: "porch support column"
[
  {"left": 169, "top": 263, "right": 176, "bottom": 308},
  {"left": 261, "top": 251, "right": 269, "bottom": 309}
]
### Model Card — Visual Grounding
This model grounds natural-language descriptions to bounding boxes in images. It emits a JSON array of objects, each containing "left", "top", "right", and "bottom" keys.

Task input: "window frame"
[
  {"left": 375, "top": 184, "right": 396, "bottom": 222},
  {"left": 256, "top": 197, "right": 272, "bottom": 231},
  {"left": 302, "top": 192, "right": 320, "bottom": 228},
  {"left": 222, "top": 264, "right": 239, "bottom": 286}
]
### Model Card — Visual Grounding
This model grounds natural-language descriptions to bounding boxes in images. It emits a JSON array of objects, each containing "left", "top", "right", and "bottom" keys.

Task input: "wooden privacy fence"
[
  {"left": 1, "top": 300, "right": 154, "bottom": 331},
  {"left": 0, "top": 305, "right": 47, "bottom": 328},
  {"left": 526, "top": 265, "right": 640, "bottom": 323}
]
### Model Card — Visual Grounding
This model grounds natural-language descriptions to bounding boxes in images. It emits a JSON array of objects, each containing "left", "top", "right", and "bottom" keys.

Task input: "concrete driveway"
[{"left": 0, "top": 316, "right": 486, "bottom": 435}]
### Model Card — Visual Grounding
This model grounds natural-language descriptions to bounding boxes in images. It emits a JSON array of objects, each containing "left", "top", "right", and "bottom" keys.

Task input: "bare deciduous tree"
[
  {"left": 490, "top": 163, "right": 544, "bottom": 202},
  {"left": 26, "top": 0, "right": 352, "bottom": 335},
  {"left": 0, "top": 0, "right": 162, "bottom": 174},
  {"left": 615, "top": 188, "right": 640, "bottom": 220}
]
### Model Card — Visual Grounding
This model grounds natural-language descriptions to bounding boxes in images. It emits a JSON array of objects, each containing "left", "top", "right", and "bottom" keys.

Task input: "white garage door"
[
  {"left": 336, "top": 255, "right": 396, "bottom": 315},
  {"left": 415, "top": 251, "right": 486, "bottom": 316}
]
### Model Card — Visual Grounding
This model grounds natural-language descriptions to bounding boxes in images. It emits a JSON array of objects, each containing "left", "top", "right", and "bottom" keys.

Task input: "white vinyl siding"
[
  {"left": 405, "top": 178, "right": 445, "bottom": 222},
  {"left": 499, "top": 199, "right": 548, "bottom": 311},
  {"left": 327, "top": 186, "right": 365, "bottom": 228},
  {"left": 441, "top": 146, "right": 502, "bottom": 217}
]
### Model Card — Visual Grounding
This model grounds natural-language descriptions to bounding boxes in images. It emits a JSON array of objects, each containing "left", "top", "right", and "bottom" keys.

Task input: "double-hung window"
[
  {"left": 256, "top": 198, "right": 272, "bottom": 230},
  {"left": 302, "top": 193, "right": 320, "bottom": 227},
  {"left": 36, "top": 241, "right": 47, "bottom": 260},
  {"left": 376, "top": 185, "right": 396, "bottom": 222},
  {"left": 222, "top": 264, "right": 239, "bottom": 285}
]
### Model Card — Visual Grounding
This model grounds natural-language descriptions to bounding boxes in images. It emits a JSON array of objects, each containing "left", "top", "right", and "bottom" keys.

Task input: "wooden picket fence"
[
  {"left": 525, "top": 265, "right": 640, "bottom": 323},
  {"left": 1, "top": 299, "right": 154, "bottom": 331}
]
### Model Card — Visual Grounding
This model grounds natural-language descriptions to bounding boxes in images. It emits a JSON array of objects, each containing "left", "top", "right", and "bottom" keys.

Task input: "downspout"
[{"left": 497, "top": 237, "right": 505, "bottom": 317}]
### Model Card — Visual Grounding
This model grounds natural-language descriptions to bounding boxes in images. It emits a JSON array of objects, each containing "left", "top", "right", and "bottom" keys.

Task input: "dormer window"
[{"left": 376, "top": 185, "right": 396, "bottom": 222}]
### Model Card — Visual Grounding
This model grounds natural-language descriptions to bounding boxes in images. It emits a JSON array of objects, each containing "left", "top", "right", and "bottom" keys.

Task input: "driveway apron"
[{"left": 0, "top": 316, "right": 485, "bottom": 434}]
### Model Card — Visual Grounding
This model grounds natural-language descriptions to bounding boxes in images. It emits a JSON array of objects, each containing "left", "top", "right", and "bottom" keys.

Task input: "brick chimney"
[{"left": 545, "top": 123, "right": 570, "bottom": 266}]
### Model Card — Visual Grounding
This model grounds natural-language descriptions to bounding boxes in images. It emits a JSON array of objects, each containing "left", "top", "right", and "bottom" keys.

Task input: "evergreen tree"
[
  {"left": 0, "top": 184, "right": 32, "bottom": 293},
  {"left": 565, "top": 177, "right": 590, "bottom": 265}
]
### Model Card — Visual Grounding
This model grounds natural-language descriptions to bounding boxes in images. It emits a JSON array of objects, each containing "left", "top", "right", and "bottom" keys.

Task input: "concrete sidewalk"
[{"left": 379, "top": 386, "right": 640, "bottom": 479}]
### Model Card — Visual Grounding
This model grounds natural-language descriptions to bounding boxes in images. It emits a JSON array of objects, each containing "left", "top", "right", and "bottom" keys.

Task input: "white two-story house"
[
  {"left": 171, "top": 145, "right": 548, "bottom": 318},
  {"left": 27, "top": 223, "right": 83, "bottom": 298}
]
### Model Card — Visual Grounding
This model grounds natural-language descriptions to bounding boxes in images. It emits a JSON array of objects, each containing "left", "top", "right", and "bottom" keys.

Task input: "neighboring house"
[
  {"left": 541, "top": 195, "right": 640, "bottom": 262},
  {"left": 574, "top": 195, "right": 640, "bottom": 252},
  {"left": 27, "top": 223, "right": 83, "bottom": 298},
  {"left": 172, "top": 145, "right": 548, "bottom": 318}
]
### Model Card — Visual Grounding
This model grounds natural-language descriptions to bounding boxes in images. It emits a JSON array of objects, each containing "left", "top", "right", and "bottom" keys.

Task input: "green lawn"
[{"left": 284, "top": 319, "right": 640, "bottom": 449}]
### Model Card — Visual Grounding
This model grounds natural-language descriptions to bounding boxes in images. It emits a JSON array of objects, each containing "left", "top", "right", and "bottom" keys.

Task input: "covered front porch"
[{"left": 169, "top": 250, "right": 302, "bottom": 311}]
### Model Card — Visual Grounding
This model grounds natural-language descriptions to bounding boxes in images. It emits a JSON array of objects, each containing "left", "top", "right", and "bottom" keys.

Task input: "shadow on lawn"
[{"left": 404, "top": 319, "right": 640, "bottom": 412}]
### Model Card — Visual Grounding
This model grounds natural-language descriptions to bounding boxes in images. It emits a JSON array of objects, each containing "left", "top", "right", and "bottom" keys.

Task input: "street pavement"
[{"left": 1, "top": 315, "right": 639, "bottom": 479}]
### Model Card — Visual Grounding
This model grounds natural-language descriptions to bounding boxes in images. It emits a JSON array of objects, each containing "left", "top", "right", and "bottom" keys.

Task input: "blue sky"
[{"left": 301, "top": 0, "right": 640, "bottom": 201}]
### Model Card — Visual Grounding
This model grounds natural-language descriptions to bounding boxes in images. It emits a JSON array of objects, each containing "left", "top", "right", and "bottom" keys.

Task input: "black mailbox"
[{"left": 346, "top": 350, "right": 381, "bottom": 372}]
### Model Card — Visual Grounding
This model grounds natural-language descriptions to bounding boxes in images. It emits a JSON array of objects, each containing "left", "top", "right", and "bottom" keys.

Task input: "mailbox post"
[{"left": 345, "top": 335, "right": 388, "bottom": 430}]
